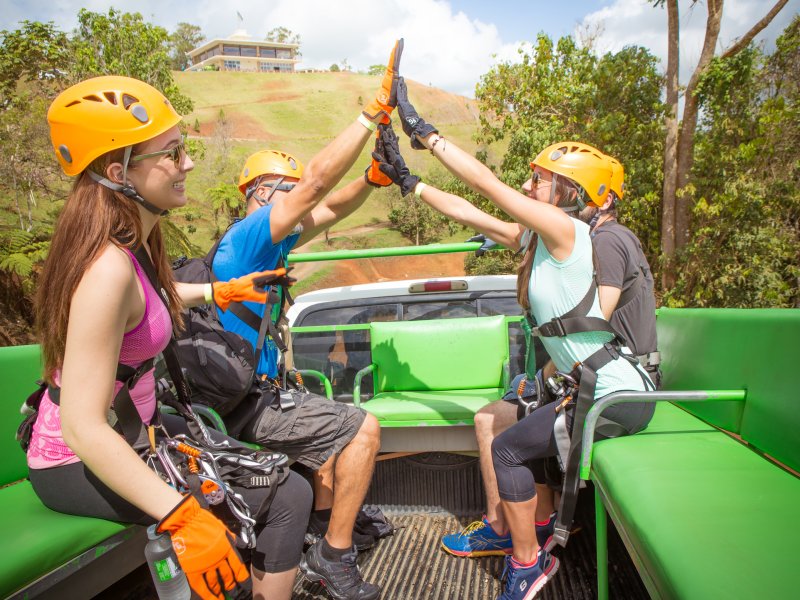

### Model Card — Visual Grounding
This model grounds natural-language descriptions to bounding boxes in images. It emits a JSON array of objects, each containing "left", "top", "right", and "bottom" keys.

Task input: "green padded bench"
[
  {"left": 0, "top": 345, "right": 146, "bottom": 599},
  {"left": 580, "top": 309, "right": 800, "bottom": 599},
  {"left": 353, "top": 315, "right": 510, "bottom": 452}
]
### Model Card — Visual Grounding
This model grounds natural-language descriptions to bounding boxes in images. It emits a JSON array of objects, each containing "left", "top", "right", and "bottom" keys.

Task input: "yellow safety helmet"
[
  {"left": 238, "top": 150, "right": 305, "bottom": 196},
  {"left": 48, "top": 75, "right": 182, "bottom": 176},
  {"left": 607, "top": 155, "right": 625, "bottom": 201},
  {"left": 531, "top": 141, "right": 612, "bottom": 208}
]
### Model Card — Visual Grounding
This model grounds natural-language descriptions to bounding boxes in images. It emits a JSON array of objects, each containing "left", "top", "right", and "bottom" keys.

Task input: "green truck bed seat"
[{"left": 592, "top": 402, "right": 800, "bottom": 599}]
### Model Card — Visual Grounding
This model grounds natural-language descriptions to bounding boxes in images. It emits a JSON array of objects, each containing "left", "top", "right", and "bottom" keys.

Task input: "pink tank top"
[{"left": 27, "top": 248, "right": 173, "bottom": 469}]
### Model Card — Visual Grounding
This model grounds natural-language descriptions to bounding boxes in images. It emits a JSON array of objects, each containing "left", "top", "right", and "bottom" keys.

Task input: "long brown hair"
[
  {"left": 36, "top": 148, "right": 183, "bottom": 383},
  {"left": 516, "top": 175, "right": 579, "bottom": 310}
]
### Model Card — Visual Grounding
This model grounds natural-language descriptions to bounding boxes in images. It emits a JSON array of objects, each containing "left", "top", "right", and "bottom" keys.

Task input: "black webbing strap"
[
  {"left": 206, "top": 232, "right": 288, "bottom": 353},
  {"left": 553, "top": 344, "right": 617, "bottom": 546},
  {"left": 533, "top": 279, "right": 622, "bottom": 342},
  {"left": 48, "top": 359, "right": 156, "bottom": 450},
  {"left": 133, "top": 246, "right": 213, "bottom": 445}
]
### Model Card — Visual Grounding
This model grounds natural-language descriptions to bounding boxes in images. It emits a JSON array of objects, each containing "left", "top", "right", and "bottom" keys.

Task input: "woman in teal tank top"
[{"left": 372, "top": 80, "right": 655, "bottom": 600}]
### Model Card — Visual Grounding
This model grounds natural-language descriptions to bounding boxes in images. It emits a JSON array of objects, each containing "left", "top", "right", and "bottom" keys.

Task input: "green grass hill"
[{"left": 172, "top": 70, "right": 497, "bottom": 251}]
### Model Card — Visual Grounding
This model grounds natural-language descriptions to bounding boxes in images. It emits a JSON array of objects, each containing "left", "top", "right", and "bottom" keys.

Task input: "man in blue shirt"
[{"left": 211, "top": 40, "right": 402, "bottom": 597}]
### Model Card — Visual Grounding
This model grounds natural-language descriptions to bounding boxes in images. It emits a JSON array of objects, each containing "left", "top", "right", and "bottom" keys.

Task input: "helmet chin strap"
[{"left": 87, "top": 146, "right": 167, "bottom": 216}]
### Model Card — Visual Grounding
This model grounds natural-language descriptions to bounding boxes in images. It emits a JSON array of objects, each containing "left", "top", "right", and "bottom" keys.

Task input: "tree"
[
  {"left": 663, "top": 16, "right": 799, "bottom": 307},
  {"left": 169, "top": 22, "right": 204, "bottom": 70},
  {"left": 265, "top": 26, "right": 300, "bottom": 45},
  {"left": 265, "top": 26, "right": 301, "bottom": 57},
  {"left": 0, "top": 21, "right": 72, "bottom": 107},
  {"left": 367, "top": 64, "right": 385, "bottom": 76},
  {"left": 657, "top": 0, "right": 789, "bottom": 288},
  {"left": 72, "top": 8, "right": 193, "bottom": 114},
  {"left": 474, "top": 34, "right": 665, "bottom": 268},
  {"left": 329, "top": 64, "right": 340, "bottom": 72}
]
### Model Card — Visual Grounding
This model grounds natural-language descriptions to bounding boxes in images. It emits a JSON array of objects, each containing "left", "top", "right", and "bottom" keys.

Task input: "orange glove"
[
  {"left": 362, "top": 38, "right": 404, "bottom": 125},
  {"left": 157, "top": 495, "right": 249, "bottom": 600},
  {"left": 364, "top": 126, "right": 393, "bottom": 187},
  {"left": 211, "top": 268, "right": 294, "bottom": 311}
]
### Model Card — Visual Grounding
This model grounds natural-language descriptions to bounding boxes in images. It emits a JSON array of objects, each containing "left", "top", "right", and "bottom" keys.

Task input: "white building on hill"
[{"left": 187, "top": 29, "right": 300, "bottom": 73}]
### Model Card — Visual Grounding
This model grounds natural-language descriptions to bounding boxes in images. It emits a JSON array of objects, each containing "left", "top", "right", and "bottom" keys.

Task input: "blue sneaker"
[
  {"left": 535, "top": 512, "right": 557, "bottom": 552},
  {"left": 498, "top": 551, "right": 560, "bottom": 600},
  {"left": 441, "top": 516, "right": 513, "bottom": 557}
]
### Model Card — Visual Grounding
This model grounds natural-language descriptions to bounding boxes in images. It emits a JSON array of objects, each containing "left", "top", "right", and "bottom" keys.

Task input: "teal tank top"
[{"left": 528, "top": 219, "right": 650, "bottom": 398}]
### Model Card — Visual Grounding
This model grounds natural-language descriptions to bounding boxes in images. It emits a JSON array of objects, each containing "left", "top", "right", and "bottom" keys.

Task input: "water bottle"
[{"left": 145, "top": 524, "right": 192, "bottom": 600}]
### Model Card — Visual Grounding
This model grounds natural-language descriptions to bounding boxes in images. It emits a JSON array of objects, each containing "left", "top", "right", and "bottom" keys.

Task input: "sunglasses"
[
  {"left": 131, "top": 136, "right": 186, "bottom": 168},
  {"left": 530, "top": 171, "right": 551, "bottom": 188}
]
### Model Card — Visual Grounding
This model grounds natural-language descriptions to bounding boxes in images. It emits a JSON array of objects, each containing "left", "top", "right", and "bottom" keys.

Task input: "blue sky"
[{"left": 2, "top": 1, "right": 797, "bottom": 97}]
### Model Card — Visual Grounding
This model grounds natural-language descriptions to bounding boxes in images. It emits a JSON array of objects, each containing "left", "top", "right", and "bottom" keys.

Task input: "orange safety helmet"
[
  {"left": 47, "top": 75, "right": 182, "bottom": 176},
  {"left": 531, "top": 141, "right": 612, "bottom": 208},
  {"left": 238, "top": 150, "right": 305, "bottom": 196},
  {"left": 606, "top": 155, "right": 625, "bottom": 201}
]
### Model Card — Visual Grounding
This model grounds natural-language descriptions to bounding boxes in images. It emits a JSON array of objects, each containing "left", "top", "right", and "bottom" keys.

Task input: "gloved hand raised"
[
  {"left": 362, "top": 39, "right": 403, "bottom": 125},
  {"left": 396, "top": 78, "right": 439, "bottom": 149},
  {"left": 211, "top": 268, "right": 295, "bottom": 311},
  {"left": 364, "top": 128, "right": 393, "bottom": 187},
  {"left": 466, "top": 233, "right": 499, "bottom": 257},
  {"left": 374, "top": 123, "right": 420, "bottom": 197},
  {"left": 158, "top": 495, "right": 249, "bottom": 600}
]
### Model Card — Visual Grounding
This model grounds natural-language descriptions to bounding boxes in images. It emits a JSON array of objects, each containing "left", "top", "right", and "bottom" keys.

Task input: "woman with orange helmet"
[
  {"left": 28, "top": 75, "right": 315, "bottom": 600},
  {"left": 372, "top": 79, "right": 654, "bottom": 600}
]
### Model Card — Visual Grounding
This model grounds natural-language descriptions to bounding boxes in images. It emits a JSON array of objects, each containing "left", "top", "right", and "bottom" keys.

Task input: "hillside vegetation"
[{"left": 172, "top": 71, "right": 497, "bottom": 251}]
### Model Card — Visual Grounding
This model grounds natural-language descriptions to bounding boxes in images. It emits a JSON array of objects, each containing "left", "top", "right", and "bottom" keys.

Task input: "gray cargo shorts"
[{"left": 241, "top": 390, "right": 367, "bottom": 470}]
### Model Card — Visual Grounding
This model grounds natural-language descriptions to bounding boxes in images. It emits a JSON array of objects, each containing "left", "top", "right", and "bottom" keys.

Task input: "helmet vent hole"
[
  {"left": 130, "top": 104, "right": 149, "bottom": 123},
  {"left": 65, "top": 100, "right": 80, "bottom": 108},
  {"left": 83, "top": 94, "right": 102, "bottom": 102},
  {"left": 104, "top": 92, "right": 118, "bottom": 105},
  {"left": 122, "top": 94, "right": 139, "bottom": 109}
]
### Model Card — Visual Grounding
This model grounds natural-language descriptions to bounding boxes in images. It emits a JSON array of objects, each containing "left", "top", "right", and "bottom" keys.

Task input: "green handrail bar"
[
  {"left": 352, "top": 364, "right": 376, "bottom": 408},
  {"left": 297, "top": 369, "right": 333, "bottom": 400},
  {"left": 287, "top": 242, "right": 494, "bottom": 263},
  {"left": 579, "top": 389, "right": 747, "bottom": 480}
]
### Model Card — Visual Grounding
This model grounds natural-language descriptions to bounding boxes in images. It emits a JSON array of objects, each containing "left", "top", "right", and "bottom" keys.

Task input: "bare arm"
[
  {"left": 598, "top": 284, "right": 622, "bottom": 320},
  {"left": 176, "top": 282, "right": 206, "bottom": 307},
  {"left": 417, "top": 185, "right": 523, "bottom": 250},
  {"left": 418, "top": 134, "right": 574, "bottom": 261},
  {"left": 269, "top": 120, "right": 373, "bottom": 244},
  {"left": 296, "top": 177, "right": 374, "bottom": 245},
  {"left": 59, "top": 245, "right": 182, "bottom": 520}
]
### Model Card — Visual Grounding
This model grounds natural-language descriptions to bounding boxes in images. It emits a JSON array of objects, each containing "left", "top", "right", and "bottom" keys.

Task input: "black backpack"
[{"left": 171, "top": 234, "right": 288, "bottom": 417}]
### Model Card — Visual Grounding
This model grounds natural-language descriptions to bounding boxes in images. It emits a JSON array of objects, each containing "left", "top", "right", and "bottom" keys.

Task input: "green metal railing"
[{"left": 287, "top": 241, "right": 489, "bottom": 263}]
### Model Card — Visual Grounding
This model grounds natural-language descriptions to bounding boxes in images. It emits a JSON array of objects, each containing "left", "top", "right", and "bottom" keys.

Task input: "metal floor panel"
[{"left": 293, "top": 509, "right": 649, "bottom": 600}]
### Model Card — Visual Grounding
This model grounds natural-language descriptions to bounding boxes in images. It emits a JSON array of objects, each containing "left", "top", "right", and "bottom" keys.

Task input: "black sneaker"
[
  {"left": 300, "top": 540, "right": 381, "bottom": 600},
  {"left": 305, "top": 512, "right": 376, "bottom": 552}
]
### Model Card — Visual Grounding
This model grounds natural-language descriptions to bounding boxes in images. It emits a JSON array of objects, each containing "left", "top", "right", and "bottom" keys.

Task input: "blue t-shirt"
[
  {"left": 212, "top": 205, "right": 300, "bottom": 377},
  {"left": 528, "top": 219, "right": 651, "bottom": 398}
]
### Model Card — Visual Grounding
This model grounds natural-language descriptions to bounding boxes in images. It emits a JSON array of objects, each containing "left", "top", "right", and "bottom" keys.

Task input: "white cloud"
[
  {"left": 250, "top": 0, "right": 516, "bottom": 97},
  {"left": 3, "top": 0, "right": 796, "bottom": 97},
  {"left": 579, "top": 0, "right": 799, "bottom": 83}
]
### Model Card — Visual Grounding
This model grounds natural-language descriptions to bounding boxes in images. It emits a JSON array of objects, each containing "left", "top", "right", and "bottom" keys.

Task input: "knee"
[{"left": 357, "top": 412, "right": 381, "bottom": 450}]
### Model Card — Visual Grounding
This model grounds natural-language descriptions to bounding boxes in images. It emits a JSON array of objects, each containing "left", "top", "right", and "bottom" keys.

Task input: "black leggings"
[
  {"left": 28, "top": 415, "right": 312, "bottom": 573},
  {"left": 492, "top": 397, "right": 653, "bottom": 503}
]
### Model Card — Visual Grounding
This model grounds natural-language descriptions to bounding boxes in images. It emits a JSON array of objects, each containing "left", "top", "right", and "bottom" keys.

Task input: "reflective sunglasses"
[
  {"left": 131, "top": 136, "right": 186, "bottom": 168},
  {"left": 531, "top": 171, "right": 551, "bottom": 188}
]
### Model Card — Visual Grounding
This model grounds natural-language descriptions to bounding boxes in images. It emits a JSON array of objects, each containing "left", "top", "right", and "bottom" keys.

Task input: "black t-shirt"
[{"left": 592, "top": 220, "right": 658, "bottom": 357}]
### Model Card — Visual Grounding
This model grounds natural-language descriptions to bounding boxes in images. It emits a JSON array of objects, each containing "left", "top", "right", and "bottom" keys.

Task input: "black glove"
[
  {"left": 396, "top": 78, "right": 438, "bottom": 150},
  {"left": 466, "top": 233, "right": 499, "bottom": 257},
  {"left": 374, "top": 123, "right": 421, "bottom": 197}
]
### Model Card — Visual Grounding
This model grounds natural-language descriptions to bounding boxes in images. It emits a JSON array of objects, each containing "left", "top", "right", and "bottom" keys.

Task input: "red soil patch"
[
  {"left": 308, "top": 253, "right": 466, "bottom": 290},
  {"left": 197, "top": 111, "right": 272, "bottom": 140}
]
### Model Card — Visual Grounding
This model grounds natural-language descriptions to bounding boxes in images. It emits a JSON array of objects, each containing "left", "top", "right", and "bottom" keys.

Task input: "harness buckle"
[
  {"left": 603, "top": 342, "right": 620, "bottom": 360},
  {"left": 551, "top": 317, "right": 567, "bottom": 337}
]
